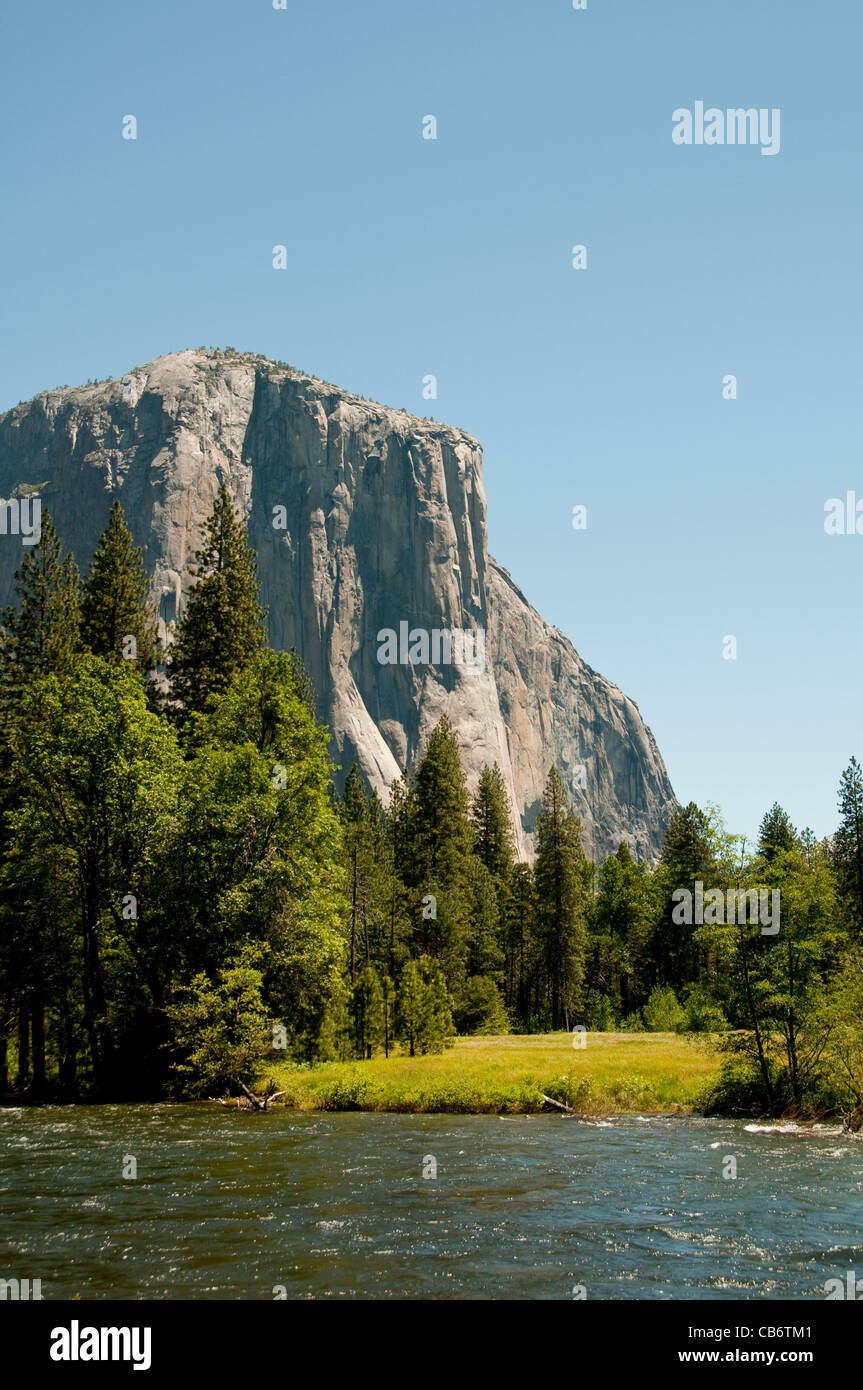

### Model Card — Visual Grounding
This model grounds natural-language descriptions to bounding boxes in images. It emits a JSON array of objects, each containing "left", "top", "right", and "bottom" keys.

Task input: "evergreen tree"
[
  {"left": 0, "top": 513, "right": 81, "bottom": 1091},
  {"left": 166, "top": 947, "right": 273, "bottom": 1098},
  {"left": 0, "top": 512, "right": 80, "bottom": 711},
  {"left": 380, "top": 972, "right": 395, "bottom": 1058},
  {"left": 834, "top": 758, "right": 863, "bottom": 933},
  {"left": 758, "top": 803, "right": 797, "bottom": 862},
  {"left": 421, "top": 955, "right": 455, "bottom": 1052},
  {"left": 350, "top": 966, "right": 384, "bottom": 1058},
  {"left": 652, "top": 802, "right": 715, "bottom": 994},
  {"left": 506, "top": 862, "right": 536, "bottom": 1024},
  {"left": 471, "top": 763, "right": 515, "bottom": 882},
  {"left": 169, "top": 651, "right": 348, "bottom": 1061},
  {"left": 168, "top": 484, "right": 266, "bottom": 723},
  {"left": 410, "top": 716, "right": 472, "bottom": 882},
  {"left": 287, "top": 646, "right": 317, "bottom": 715},
  {"left": 463, "top": 856, "right": 505, "bottom": 984},
  {"left": 339, "top": 765, "right": 395, "bottom": 982},
  {"left": 395, "top": 958, "right": 428, "bottom": 1057},
  {"left": 590, "top": 843, "right": 655, "bottom": 1019},
  {"left": 407, "top": 717, "right": 473, "bottom": 972},
  {"left": 453, "top": 975, "right": 509, "bottom": 1035},
  {"left": 342, "top": 764, "right": 369, "bottom": 982},
  {"left": 80, "top": 499, "right": 157, "bottom": 675},
  {"left": 533, "top": 768, "right": 588, "bottom": 1030}
]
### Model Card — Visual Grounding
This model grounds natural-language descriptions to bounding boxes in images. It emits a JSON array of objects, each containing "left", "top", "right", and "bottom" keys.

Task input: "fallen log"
[
  {"left": 541, "top": 1093, "right": 577, "bottom": 1114},
  {"left": 234, "top": 1078, "right": 287, "bottom": 1111}
]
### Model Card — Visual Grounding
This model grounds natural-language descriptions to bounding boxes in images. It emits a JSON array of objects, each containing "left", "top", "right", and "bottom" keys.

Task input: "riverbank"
[{"left": 260, "top": 1032, "right": 720, "bottom": 1114}]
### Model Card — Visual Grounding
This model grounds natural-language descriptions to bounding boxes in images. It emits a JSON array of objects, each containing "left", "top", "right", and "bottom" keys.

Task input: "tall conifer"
[
  {"left": 0, "top": 512, "right": 80, "bottom": 709},
  {"left": 835, "top": 758, "right": 863, "bottom": 932},
  {"left": 81, "top": 500, "right": 157, "bottom": 675},
  {"left": 533, "top": 767, "right": 587, "bottom": 1030},
  {"left": 168, "top": 484, "right": 266, "bottom": 721},
  {"left": 471, "top": 763, "right": 516, "bottom": 882}
]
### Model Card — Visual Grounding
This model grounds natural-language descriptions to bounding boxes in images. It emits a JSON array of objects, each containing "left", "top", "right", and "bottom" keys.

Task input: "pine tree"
[
  {"left": 471, "top": 763, "right": 516, "bottom": 882},
  {"left": 350, "top": 966, "right": 384, "bottom": 1059},
  {"left": 0, "top": 513, "right": 80, "bottom": 1093},
  {"left": 411, "top": 716, "right": 473, "bottom": 885},
  {"left": 339, "top": 764, "right": 395, "bottom": 982},
  {"left": 395, "top": 958, "right": 429, "bottom": 1057},
  {"left": 661, "top": 802, "right": 713, "bottom": 880},
  {"left": 80, "top": 499, "right": 157, "bottom": 675},
  {"left": 168, "top": 484, "right": 266, "bottom": 722},
  {"left": 758, "top": 803, "right": 797, "bottom": 862},
  {"left": 835, "top": 758, "right": 863, "bottom": 933},
  {"left": 590, "top": 842, "right": 654, "bottom": 1019},
  {"left": 463, "top": 855, "right": 505, "bottom": 983},
  {"left": 0, "top": 512, "right": 80, "bottom": 712},
  {"left": 653, "top": 802, "right": 715, "bottom": 995},
  {"left": 506, "top": 862, "right": 536, "bottom": 1023},
  {"left": 420, "top": 956, "right": 455, "bottom": 1052},
  {"left": 394, "top": 956, "right": 454, "bottom": 1054},
  {"left": 533, "top": 768, "right": 588, "bottom": 1030}
]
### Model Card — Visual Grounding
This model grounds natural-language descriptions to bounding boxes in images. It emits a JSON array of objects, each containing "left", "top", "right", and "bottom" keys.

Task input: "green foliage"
[
  {"left": 642, "top": 985, "right": 685, "bottom": 1032},
  {"left": 454, "top": 975, "right": 509, "bottom": 1035},
  {"left": 409, "top": 715, "right": 473, "bottom": 887},
  {"left": 834, "top": 757, "right": 863, "bottom": 932},
  {"left": 168, "top": 652, "right": 348, "bottom": 1060},
  {"left": 0, "top": 623, "right": 348, "bottom": 1094},
  {"left": 395, "top": 958, "right": 428, "bottom": 1057},
  {"left": 680, "top": 986, "right": 728, "bottom": 1033},
  {"left": 758, "top": 802, "right": 797, "bottom": 861},
  {"left": 167, "top": 483, "right": 266, "bottom": 725},
  {"left": 395, "top": 955, "right": 453, "bottom": 1055},
  {"left": 3, "top": 500, "right": 863, "bottom": 1123},
  {"left": 533, "top": 767, "right": 588, "bottom": 1030},
  {"left": 0, "top": 512, "right": 81, "bottom": 717},
  {"left": 471, "top": 763, "right": 515, "bottom": 881},
  {"left": 351, "top": 966, "right": 385, "bottom": 1059},
  {"left": 588, "top": 841, "right": 655, "bottom": 1021},
  {"left": 584, "top": 994, "right": 617, "bottom": 1031},
  {"left": 80, "top": 500, "right": 157, "bottom": 676},
  {"left": 166, "top": 947, "right": 274, "bottom": 1096},
  {"left": 2, "top": 656, "right": 183, "bottom": 1094}
]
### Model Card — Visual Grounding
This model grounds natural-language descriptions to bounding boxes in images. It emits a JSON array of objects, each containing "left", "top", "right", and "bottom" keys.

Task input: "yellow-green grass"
[{"left": 262, "top": 1032, "right": 721, "bottom": 1115}]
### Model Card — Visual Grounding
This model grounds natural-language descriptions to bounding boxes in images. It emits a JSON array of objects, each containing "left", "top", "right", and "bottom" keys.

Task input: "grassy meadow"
[{"left": 262, "top": 1032, "right": 721, "bottom": 1115}]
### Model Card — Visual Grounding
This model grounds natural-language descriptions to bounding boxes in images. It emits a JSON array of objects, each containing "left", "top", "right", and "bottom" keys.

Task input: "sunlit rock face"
[{"left": 0, "top": 349, "right": 677, "bottom": 861}]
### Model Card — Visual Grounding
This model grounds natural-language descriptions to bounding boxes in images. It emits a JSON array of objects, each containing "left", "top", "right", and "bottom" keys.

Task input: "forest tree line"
[{"left": 1, "top": 487, "right": 862, "bottom": 1117}]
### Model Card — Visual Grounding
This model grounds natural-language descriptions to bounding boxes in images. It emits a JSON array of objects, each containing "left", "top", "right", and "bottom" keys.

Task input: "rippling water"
[{"left": 1, "top": 1107, "right": 861, "bottom": 1300}]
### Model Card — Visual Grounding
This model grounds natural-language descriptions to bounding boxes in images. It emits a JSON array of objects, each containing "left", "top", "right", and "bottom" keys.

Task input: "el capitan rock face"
[{"left": 0, "top": 349, "right": 676, "bottom": 861}]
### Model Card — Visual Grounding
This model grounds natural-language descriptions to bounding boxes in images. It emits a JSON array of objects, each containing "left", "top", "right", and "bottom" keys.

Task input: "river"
[{"left": 1, "top": 1107, "right": 861, "bottom": 1300}]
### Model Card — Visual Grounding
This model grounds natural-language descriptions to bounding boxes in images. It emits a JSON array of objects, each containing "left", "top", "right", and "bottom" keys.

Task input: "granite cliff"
[{"left": 0, "top": 349, "right": 677, "bottom": 861}]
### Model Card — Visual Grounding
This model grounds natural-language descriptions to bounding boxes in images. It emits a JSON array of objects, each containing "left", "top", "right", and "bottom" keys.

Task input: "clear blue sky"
[{"left": 1, "top": 0, "right": 860, "bottom": 845}]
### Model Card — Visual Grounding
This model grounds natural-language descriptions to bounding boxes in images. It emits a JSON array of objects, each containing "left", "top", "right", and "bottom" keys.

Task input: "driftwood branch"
[
  {"left": 235, "top": 1077, "right": 267, "bottom": 1110},
  {"left": 228, "top": 1077, "right": 288, "bottom": 1111},
  {"left": 541, "top": 1093, "right": 576, "bottom": 1114},
  {"left": 843, "top": 1104, "right": 863, "bottom": 1133}
]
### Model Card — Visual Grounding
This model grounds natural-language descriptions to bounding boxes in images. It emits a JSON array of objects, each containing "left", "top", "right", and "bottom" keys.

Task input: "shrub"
[
  {"left": 454, "top": 976, "right": 509, "bottom": 1035},
  {"left": 643, "top": 985, "right": 685, "bottom": 1033},
  {"left": 585, "top": 994, "right": 617, "bottom": 1031},
  {"left": 681, "top": 987, "right": 728, "bottom": 1034}
]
